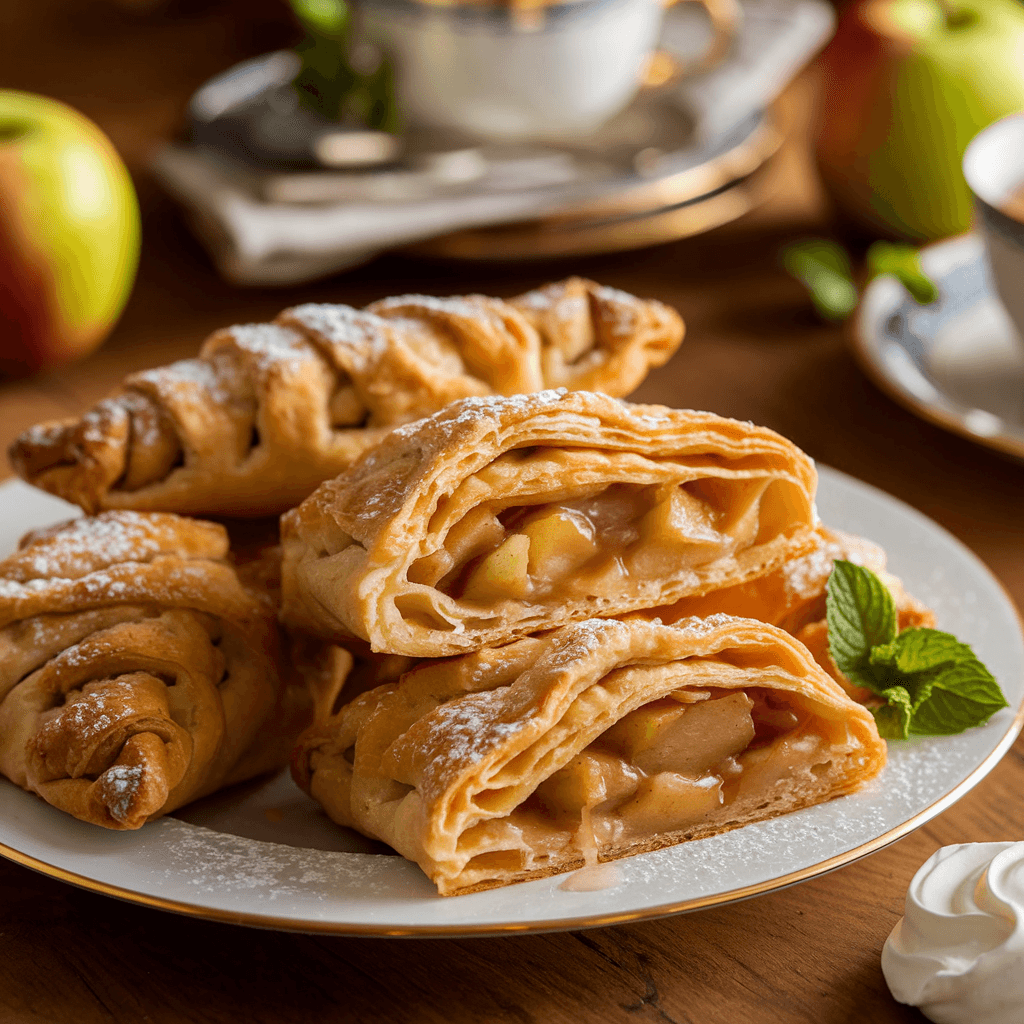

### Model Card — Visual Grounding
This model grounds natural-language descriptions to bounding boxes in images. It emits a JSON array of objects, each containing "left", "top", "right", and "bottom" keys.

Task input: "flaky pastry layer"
[
  {"left": 639, "top": 526, "right": 936, "bottom": 699},
  {"left": 280, "top": 390, "right": 819, "bottom": 657},
  {"left": 293, "top": 616, "right": 886, "bottom": 895}
]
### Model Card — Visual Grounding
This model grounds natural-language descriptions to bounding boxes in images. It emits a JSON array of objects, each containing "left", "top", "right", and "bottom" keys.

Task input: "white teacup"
[
  {"left": 359, "top": 0, "right": 742, "bottom": 142},
  {"left": 963, "top": 113, "right": 1024, "bottom": 343}
]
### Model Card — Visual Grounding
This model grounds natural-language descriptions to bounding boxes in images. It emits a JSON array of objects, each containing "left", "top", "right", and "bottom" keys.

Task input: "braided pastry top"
[
  {"left": 0, "top": 512, "right": 299, "bottom": 829},
  {"left": 9, "top": 278, "right": 683, "bottom": 517}
]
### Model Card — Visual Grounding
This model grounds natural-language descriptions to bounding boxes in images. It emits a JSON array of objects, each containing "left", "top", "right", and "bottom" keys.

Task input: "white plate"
[
  {"left": 853, "top": 233, "right": 1024, "bottom": 461},
  {"left": 0, "top": 470, "right": 1021, "bottom": 935}
]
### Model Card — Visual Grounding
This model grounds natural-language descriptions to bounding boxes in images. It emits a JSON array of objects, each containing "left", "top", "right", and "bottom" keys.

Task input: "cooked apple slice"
[
  {"left": 636, "top": 487, "right": 724, "bottom": 569},
  {"left": 602, "top": 692, "right": 756, "bottom": 776},
  {"left": 461, "top": 533, "right": 531, "bottom": 603},
  {"left": 620, "top": 772, "right": 726, "bottom": 834},
  {"left": 532, "top": 750, "right": 640, "bottom": 819},
  {"left": 411, "top": 506, "right": 506, "bottom": 586},
  {"left": 521, "top": 507, "right": 597, "bottom": 580}
]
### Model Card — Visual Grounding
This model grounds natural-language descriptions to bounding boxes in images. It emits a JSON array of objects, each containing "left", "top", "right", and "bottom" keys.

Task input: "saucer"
[{"left": 852, "top": 233, "right": 1024, "bottom": 461}]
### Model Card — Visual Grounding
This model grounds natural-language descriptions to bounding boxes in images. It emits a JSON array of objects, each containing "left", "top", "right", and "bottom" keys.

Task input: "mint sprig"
[
  {"left": 781, "top": 239, "right": 858, "bottom": 322},
  {"left": 867, "top": 241, "right": 939, "bottom": 305},
  {"left": 289, "top": 0, "right": 401, "bottom": 132},
  {"left": 781, "top": 238, "right": 939, "bottom": 323},
  {"left": 825, "top": 560, "right": 1008, "bottom": 739}
]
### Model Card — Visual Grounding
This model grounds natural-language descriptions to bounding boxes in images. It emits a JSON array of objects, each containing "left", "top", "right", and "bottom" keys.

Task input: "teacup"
[
  {"left": 358, "top": 0, "right": 742, "bottom": 142},
  {"left": 963, "top": 112, "right": 1024, "bottom": 342}
]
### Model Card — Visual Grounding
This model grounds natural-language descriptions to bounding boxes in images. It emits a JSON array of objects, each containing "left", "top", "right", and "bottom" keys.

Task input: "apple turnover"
[
  {"left": 280, "top": 389, "right": 819, "bottom": 657},
  {"left": 9, "top": 279, "right": 682, "bottom": 517},
  {"left": 0, "top": 511, "right": 303, "bottom": 829},
  {"left": 293, "top": 616, "right": 886, "bottom": 895},
  {"left": 642, "top": 527, "right": 935, "bottom": 700}
]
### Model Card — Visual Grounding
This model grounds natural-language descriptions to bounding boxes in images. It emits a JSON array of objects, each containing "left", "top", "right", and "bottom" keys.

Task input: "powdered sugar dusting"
[
  {"left": 0, "top": 577, "right": 51, "bottom": 599},
  {"left": 15, "top": 422, "right": 66, "bottom": 451},
  {"left": 135, "top": 358, "right": 229, "bottom": 404},
  {"left": 385, "top": 388, "right": 568, "bottom": 449},
  {"left": 349, "top": 389, "right": 570, "bottom": 525},
  {"left": 416, "top": 689, "right": 527, "bottom": 801},
  {"left": 780, "top": 531, "right": 885, "bottom": 603},
  {"left": 155, "top": 821, "right": 421, "bottom": 900},
  {"left": 7, "top": 512, "right": 167, "bottom": 582},
  {"left": 284, "top": 303, "right": 390, "bottom": 373},
  {"left": 541, "top": 617, "right": 618, "bottom": 671},
  {"left": 120, "top": 392, "right": 166, "bottom": 449},
  {"left": 372, "top": 293, "right": 503, "bottom": 332},
  {"left": 515, "top": 283, "right": 587, "bottom": 321},
  {"left": 56, "top": 689, "right": 114, "bottom": 741},
  {"left": 227, "top": 323, "right": 312, "bottom": 376},
  {"left": 79, "top": 406, "right": 116, "bottom": 446},
  {"left": 593, "top": 285, "right": 639, "bottom": 336},
  {"left": 662, "top": 613, "right": 745, "bottom": 638},
  {"left": 102, "top": 764, "right": 145, "bottom": 823}
]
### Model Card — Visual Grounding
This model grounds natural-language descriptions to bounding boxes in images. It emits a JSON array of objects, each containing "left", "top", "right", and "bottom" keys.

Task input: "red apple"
[{"left": 0, "top": 90, "right": 140, "bottom": 375}]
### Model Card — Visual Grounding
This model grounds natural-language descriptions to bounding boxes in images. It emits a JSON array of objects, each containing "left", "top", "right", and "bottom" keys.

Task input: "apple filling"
[
  {"left": 413, "top": 476, "right": 777, "bottom": 606},
  {"left": 464, "top": 686, "right": 836, "bottom": 866}
]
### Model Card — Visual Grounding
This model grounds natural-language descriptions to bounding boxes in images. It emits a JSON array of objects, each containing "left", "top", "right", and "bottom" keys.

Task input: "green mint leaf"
[
  {"left": 887, "top": 627, "right": 974, "bottom": 674},
  {"left": 292, "top": 1, "right": 355, "bottom": 125},
  {"left": 908, "top": 653, "right": 1009, "bottom": 735},
  {"left": 867, "top": 241, "right": 939, "bottom": 305},
  {"left": 781, "top": 239, "right": 858, "bottom": 322},
  {"left": 873, "top": 627, "right": 1006, "bottom": 734},
  {"left": 825, "top": 561, "right": 1011, "bottom": 738},
  {"left": 826, "top": 560, "right": 897, "bottom": 692},
  {"left": 874, "top": 686, "right": 913, "bottom": 740}
]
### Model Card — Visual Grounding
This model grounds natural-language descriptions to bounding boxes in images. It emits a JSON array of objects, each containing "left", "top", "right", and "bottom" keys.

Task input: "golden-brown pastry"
[
  {"left": 293, "top": 616, "right": 886, "bottom": 895},
  {"left": 644, "top": 526, "right": 935, "bottom": 699},
  {"left": 290, "top": 634, "right": 416, "bottom": 719},
  {"left": 0, "top": 512, "right": 303, "bottom": 829},
  {"left": 9, "top": 279, "right": 683, "bottom": 517},
  {"left": 280, "top": 389, "right": 819, "bottom": 658},
  {"left": 503, "top": 277, "right": 682, "bottom": 393}
]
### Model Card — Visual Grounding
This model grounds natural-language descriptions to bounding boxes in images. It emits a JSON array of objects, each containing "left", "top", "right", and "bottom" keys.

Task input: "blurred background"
[{"left": 3, "top": 0, "right": 1024, "bottom": 472}]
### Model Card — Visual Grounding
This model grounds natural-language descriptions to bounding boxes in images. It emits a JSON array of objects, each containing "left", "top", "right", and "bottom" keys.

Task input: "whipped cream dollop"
[{"left": 882, "top": 842, "right": 1024, "bottom": 1024}]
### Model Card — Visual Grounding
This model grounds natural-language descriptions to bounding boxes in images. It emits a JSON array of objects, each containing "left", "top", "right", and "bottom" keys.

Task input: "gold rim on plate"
[
  {"left": 2, "top": 588, "right": 1021, "bottom": 937},
  {"left": 1, "top": 692, "right": 1021, "bottom": 936}
]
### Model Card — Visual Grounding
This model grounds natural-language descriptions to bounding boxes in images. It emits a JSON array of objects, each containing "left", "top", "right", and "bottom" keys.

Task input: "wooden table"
[{"left": 3, "top": 4, "right": 1023, "bottom": 1021}]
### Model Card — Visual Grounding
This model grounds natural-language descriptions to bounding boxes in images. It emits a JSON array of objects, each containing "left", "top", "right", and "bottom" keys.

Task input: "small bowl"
[{"left": 963, "top": 112, "right": 1024, "bottom": 344}]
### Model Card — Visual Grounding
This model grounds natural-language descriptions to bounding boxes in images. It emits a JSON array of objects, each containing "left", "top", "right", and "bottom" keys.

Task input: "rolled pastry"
[
  {"left": 0, "top": 512, "right": 302, "bottom": 829},
  {"left": 9, "top": 279, "right": 683, "bottom": 517},
  {"left": 645, "top": 526, "right": 935, "bottom": 700},
  {"left": 293, "top": 616, "right": 886, "bottom": 895},
  {"left": 280, "top": 389, "right": 818, "bottom": 657}
]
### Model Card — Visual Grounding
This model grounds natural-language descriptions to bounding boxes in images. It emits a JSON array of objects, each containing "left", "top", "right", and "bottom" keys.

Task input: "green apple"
[
  {"left": 818, "top": 0, "right": 1024, "bottom": 241},
  {"left": 0, "top": 91, "right": 140, "bottom": 374}
]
